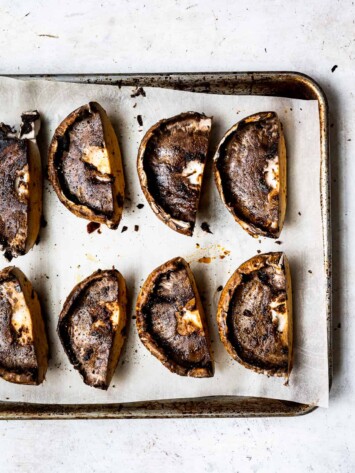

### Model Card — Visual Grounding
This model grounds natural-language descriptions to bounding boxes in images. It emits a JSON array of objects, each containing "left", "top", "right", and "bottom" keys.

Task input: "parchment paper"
[{"left": 0, "top": 76, "right": 328, "bottom": 407}]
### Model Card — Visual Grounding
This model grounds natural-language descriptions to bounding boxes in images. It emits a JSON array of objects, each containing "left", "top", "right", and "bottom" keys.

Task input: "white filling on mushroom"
[
  {"left": 182, "top": 160, "right": 204, "bottom": 186},
  {"left": 264, "top": 155, "right": 279, "bottom": 190},
  {"left": 270, "top": 297, "right": 287, "bottom": 333},
  {"left": 81, "top": 146, "right": 111, "bottom": 176},
  {"left": 15, "top": 164, "right": 30, "bottom": 200},
  {"left": 105, "top": 300, "right": 121, "bottom": 329},
  {"left": 176, "top": 299, "right": 203, "bottom": 336},
  {"left": 1, "top": 280, "right": 33, "bottom": 345}
]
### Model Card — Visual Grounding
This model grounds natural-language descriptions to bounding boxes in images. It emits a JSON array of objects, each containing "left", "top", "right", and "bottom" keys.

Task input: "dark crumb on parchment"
[
  {"left": 133, "top": 103, "right": 137, "bottom": 108},
  {"left": 275, "top": 240, "right": 282, "bottom": 245},
  {"left": 298, "top": 211, "right": 302, "bottom": 216},
  {"left": 217, "top": 285, "right": 223, "bottom": 292},
  {"left": 131, "top": 87, "right": 146, "bottom": 98},
  {"left": 134, "top": 225, "right": 139, "bottom": 232},
  {"left": 121, "top": 226, "right": 128, "bottom": 233},
  {"left": 308, "top": 270, "right": 313, "bottom": 274},
  {"left": 331, "top": 65, "right": 338, "bottom": 73},
  {"left": 257, "top": 249, "right": 261, "bottom": 254},
  {"left": 41, "top": 216, "right": 48, "bottom": 228},
  {"left": 87, "top": 222, "right": 101, "bottom": 234},
  {"left": 137, "top": 115, "right": 143, "bottom": 126},
  {"left": 201, "top": 222, "right": 213, "bottom": 234},
  {"left": 4, "top": 250, "right": 13, "bottom": 262},
  {"left": 137, "top": 203, "right": 144, "bottom": 209}
]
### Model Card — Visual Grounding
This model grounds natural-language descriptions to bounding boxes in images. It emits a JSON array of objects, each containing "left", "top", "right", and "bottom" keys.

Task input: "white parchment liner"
[{"left": 0, "top": 77, "right": 328, "bottom": 407}]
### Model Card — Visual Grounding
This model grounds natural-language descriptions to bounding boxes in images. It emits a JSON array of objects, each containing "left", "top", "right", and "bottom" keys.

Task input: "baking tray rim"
[{"left": 0, "top": 71, "right": 331, "bottom": 419}]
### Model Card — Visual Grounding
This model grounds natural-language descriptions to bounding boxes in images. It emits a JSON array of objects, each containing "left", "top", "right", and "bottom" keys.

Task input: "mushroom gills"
[
  {"left": 0, "top": 111, "right": 42, "bottom": 259},
  {"left": 137, "top": 112, "right": 212, "bottom": 236},
  {"left": 48, "top": 102, "right": 125, "bottom": 229},
  {"left": 214, "top": 112, "right": 286, "bottom": 238},
  {"left": 0, "top": 266, "right": 48, "bottom": 385},
  {"left": 136, "top": 257, "right": 213, "bottom": 377},
  {"left": 217, "top": 252, "right": 292, "bottom": 378},
  {"left": 57, "top": 269, "right": 127, "bottom": 389}
]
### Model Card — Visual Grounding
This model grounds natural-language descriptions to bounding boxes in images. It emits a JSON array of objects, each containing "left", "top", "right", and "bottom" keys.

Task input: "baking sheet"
[{"left": 0, "top": 76, "right": 329, "bottom": 407}]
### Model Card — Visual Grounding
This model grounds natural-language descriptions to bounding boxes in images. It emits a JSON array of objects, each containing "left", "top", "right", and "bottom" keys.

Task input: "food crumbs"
[
  {"left": 219, "top": 249, "right": 230, "bottom": 259},
  {"left": 331, "top": 65, "right": 338, "bottom": 72},
  {"left": 275, "top": 240, "right": 282, "bottom": 245},
  {"left": 130, "top": 87, "right": 146, "bottom": 98},
  {"left": 87, "top": 222, "right": 101, "bottom": 234},
  {"left": 308, "top": 270, "right": 313, "bottom": 274},
  {"left": 4, "top": 251, "right": 13, "bottom": 262},
  {"left": 217, "top": 285, "right": 223, "bottom": 292},
  {"left": 121, "top": 226, "right": 128, "bottom": 233},
  {"left": 85, "top": 253, "right": 98, "bottom": 263},
  {"left": 198, "top": 256, "right": 212, "bottom": 264},
  {"left": 201, "top": 222, "right": 213, "bottom": 234},
  {"left": 137, "top": 115, "right": 143, "bottom": 126},
  {"left": 137, "top": 203, "right": 144, "bottom": 209},
  {"left": 134, "top": 225, "right": 139, "bottom": 232}
]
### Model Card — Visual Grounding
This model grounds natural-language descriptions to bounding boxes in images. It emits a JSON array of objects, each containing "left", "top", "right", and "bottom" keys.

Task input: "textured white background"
[{"left": 0, "top": 0, "right": 353, "bottom": 472}]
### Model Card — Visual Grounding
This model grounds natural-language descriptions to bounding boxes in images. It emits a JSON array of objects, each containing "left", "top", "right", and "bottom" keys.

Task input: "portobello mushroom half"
[
  {"left": 58, "top": 269, "right": 127, "bottom": 389},
  {"left": 48, "top": 102, "right": 125, "bottom": 229},
  {"left": 217, "top": 252, "right": 292, "bottom": 378},
  {"left": 214, "top": 112, "right": 286, "bottom": 238},
  {"left": 137, "top": 112, "right": 212, "bottom": 236},
  {"left": 136, "top": 257, "right": 213, "bottom": 377},
  {"left": 0, "top": 111, "right": 42, "bottom": 259},
  {"left": 0, "top": 266, "right": 48, "bottom": 385}
]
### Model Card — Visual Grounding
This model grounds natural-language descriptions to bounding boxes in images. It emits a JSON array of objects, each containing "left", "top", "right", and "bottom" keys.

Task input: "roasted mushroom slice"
[
  {"left": 214, "top": 112, "right": 286, "bottom": 238},
  {"left": 0, "top": 111, "right": 42, "bottom": 260},
  {"left": 136, "top": 257, "right": 213, "bottom": 377},
  {"left": 0, "top": 266, "right": 48, "bottom": 385},
  {"left": 217, "top": 252, "right": 292, "bottom": 378},
  {"left": 137, "top": 112, "right": 212, "bottom": 236},
  {"left": 48, "top": 102, "right": 125, "bottom": 229},
  {"left": 58, "top": 269, "right": 127, "bottom": 389}
]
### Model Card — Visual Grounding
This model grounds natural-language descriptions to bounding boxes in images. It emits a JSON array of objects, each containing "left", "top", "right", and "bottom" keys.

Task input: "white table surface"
[{"left": 0, "top": 1, "right": 353, "bottom": 471}]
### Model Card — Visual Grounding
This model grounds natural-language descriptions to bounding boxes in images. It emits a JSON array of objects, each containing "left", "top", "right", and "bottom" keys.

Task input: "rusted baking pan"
[{"left": 0, "top": 72, "right": 331, "bottom": 419}]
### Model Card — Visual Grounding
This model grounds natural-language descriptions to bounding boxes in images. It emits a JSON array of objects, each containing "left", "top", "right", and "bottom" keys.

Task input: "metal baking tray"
[{"left": 0, "top": 72, "right": 331, "bottom": 419}]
